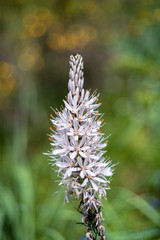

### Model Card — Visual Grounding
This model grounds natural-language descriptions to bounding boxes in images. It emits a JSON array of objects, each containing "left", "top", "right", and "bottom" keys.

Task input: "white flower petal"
[
  {"left": 71, "top": 80, "right": 75, "bottom": 93},
  {"left": 63, "top": 100, "right": 73, "bottom": 111},
  {"left": 84, "top": 90, "right": 90, "bottom": 101},
  {"left": 70, "top": 137, "right": 78, "bottom": 147},
  {"left": 84, "top": 158, "right": 88, "bottom": 166},
  {"left": 69, "top": 91, "right": 73, "bottom": 103},
  {"left": 99, "top": 143, "right": 107, "bottom": 149},
  {"left": 68, "top": 146, "right": 75, "bottom": 151},
  {"left": 94, "top": 177, "right": 106, "bottom": 183},
  {"left": 80, "top": 89, "right": 84, "bottom": 102},
  {"left": 90, "top": 180, "right": 98, "bottom": 191},
  {"left": 73, "top": 118, "right": 78, "bottom": 130},
  {"left": 102, "top": 168, "right": 113, "bottom": 176},
  {"left": 77, "top": 156, "right": 82, "bottom": 166},
  {"left": 88, "top": 162, "right": 96, "bottom": 168},
  {"left": 86, "top": 170, "right": 95, "bottom": 177},
  {"left": 81, "top": 178, "right": 88, "bottom": 187},
  {"left": 70, "top": 151, "right": 77, "bottom": 159},
  {"left": 67, "top": 132, "right": 74, "bottom": 136},
  {"left": 74, "top": 135, "right": 79, "bottom": 141},
  {"left": 64, "top": 168, "right": 72, "bottom": 178},
  {"left": 96, "top": 163, "right": 108, "bottom": 167},
  {"left": 56, "top": 162, "right": 69, "bottom": 168},
  {"left": 80, "top": 78, "right": 84, "bottom": 89},
  {"left": 52, "top": 148, "right": 66, "bottom": 155},
  {"left": 72, "top": 167, "right": 81, "bottom": 172},
  {"left": 73, "top": 94, "right": 78, "bottom": 106},
  {"left": 81, "top": 146, "right": 90, "bottom": 151},
  {"left": 79, "top": 136, "right": 86, "bottom": 147},
  {"left": 87, "top": 97, "right": 96, "bottom": 106},
  {"left": 90, "top": 155, "right": 99, "bottom": 160},
  {"left": 80, "top": 170, "right": 85, "bottom": 178},
  {"left": 79, "top": 151, "right": 87, "bottom": 158}
]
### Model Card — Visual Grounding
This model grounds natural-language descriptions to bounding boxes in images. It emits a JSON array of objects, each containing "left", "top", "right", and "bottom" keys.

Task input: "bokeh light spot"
[
  {"left": 29, "top": 22, "right": 46, "bottom": 37},
  {"left": 0, "top": 61, "right": 16, "bottom": 100},
  {"left": 0, "top": 62, "right": 14, "bottom": 79},
  {"left": 46, "top": 25, "right": 97, "bottom": 51}
]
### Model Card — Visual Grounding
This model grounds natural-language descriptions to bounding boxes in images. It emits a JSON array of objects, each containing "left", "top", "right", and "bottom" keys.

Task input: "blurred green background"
[{"left": 0, "top": 0, "right": 160, "bottom": 239}]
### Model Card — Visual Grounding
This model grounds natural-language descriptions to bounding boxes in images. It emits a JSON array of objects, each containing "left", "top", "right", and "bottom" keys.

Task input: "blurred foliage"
[{"left": 0, "top": 0, "right": 160, "bottom": 239}]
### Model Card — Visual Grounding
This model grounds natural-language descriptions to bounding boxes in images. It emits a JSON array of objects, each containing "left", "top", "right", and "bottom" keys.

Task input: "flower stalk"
[{"left": 48, "top": 54, "right": 114, "bottom": 240}]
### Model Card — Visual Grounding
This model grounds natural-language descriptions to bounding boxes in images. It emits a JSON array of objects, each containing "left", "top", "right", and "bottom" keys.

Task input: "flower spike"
[{"left": 48, "top": 54, "right": 114, "bottom": 240}]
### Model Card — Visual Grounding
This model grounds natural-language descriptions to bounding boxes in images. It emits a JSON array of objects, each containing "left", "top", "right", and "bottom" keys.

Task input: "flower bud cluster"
[{"left": 48, "top": 54, "right": 113, "bottom": 239}]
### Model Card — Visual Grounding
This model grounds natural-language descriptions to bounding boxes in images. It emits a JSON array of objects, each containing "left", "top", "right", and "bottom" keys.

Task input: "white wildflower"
[{"left": 48, "top": 54, "right": 114, "bottom": 240}]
